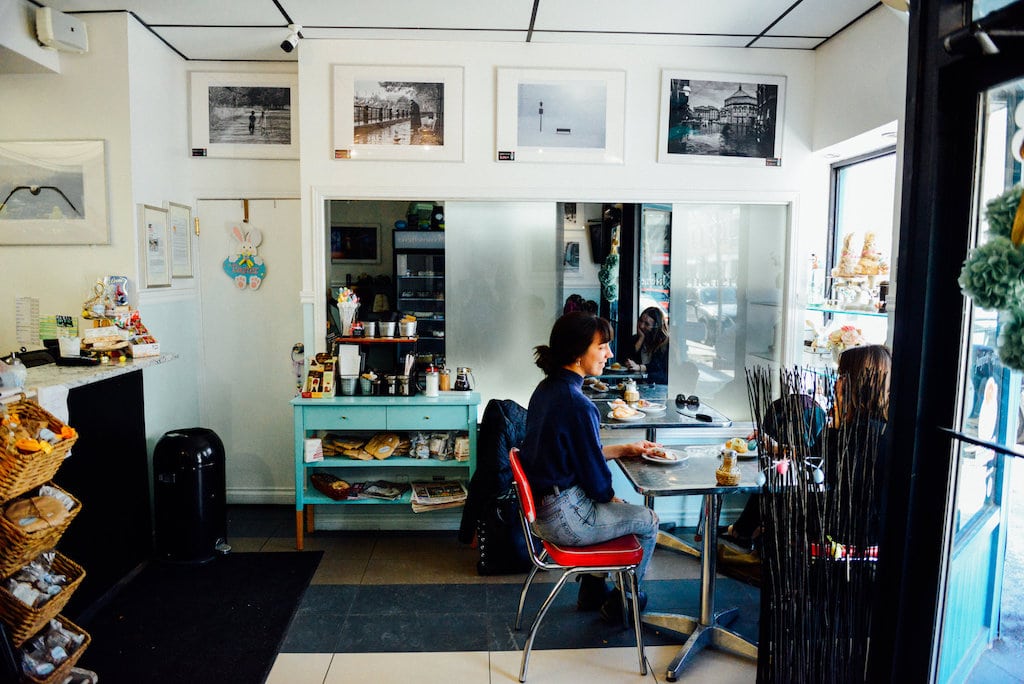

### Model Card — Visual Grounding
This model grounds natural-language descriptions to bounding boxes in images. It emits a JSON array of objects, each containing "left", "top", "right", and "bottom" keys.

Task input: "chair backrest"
[{"left": 508, "top": 448, "right": 536, "bottom": 524}]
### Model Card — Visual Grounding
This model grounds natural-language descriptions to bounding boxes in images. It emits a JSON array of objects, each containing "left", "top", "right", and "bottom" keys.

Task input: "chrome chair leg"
[
  {"left": 628, "top": 569, "right": 647, "bottom": 675},
  {"left": 515, "top": 564, "right": 543, "bottom": 630},
  {"left": 519, "top": 572, "right": 574, "bottom": 682}
]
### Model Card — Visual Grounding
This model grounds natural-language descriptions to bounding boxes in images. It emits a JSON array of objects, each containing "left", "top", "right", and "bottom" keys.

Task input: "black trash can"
[{"left": 153, "top": 428, "right": 229, "bottom": 563}]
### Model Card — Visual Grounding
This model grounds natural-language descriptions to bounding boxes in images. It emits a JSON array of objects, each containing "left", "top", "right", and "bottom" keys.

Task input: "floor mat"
[
  {"left": 282, "top": 577, "right": 760, "bottom": 654},
  {"left": 77, "top": 551, "right": 322, "bottom": 684}
]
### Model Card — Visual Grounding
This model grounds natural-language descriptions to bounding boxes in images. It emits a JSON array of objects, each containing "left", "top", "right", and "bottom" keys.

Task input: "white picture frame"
[
  {"left": 0, "top": 140, "right": 109, "bottom": 245},
  {"left": 657, "top": 70, "right": 786, "bottom": 167},
  {"left": 332, "top": 64, "right": 464, "bottom": 162},
  {"left": 167, "top": 201, "right": 193, "bottom": 278},
  {"left": 496, "top": 68, "right": 626, "bottom": 165},
  {"left": 139, "top": 204, "right": 171, "bottom": 288},
  {"left": 189, "top": 72, "right": 299, "bottom": 159}
]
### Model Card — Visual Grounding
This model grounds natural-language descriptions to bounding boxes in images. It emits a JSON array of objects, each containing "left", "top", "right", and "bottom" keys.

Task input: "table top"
[
  {"left": 590, "top": 384, "right": 733, "bottom": 429},
  {"left": 616, "top": 446, "right": 761, "bottom": 497}
]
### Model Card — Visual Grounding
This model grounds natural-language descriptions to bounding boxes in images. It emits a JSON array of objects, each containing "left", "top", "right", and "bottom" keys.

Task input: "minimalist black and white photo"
[
  {"left": 659, "top": 70, "right": 786, "bottom": 165},
  {"left": 352, "top": 81, "right": 445, "bottom": 146},
  {"left": 516, "top": 81, "right": 606, "bottom": 149},
  {"left": 0, "top": 140, "right": 109, "bottom": 245},
  {"left": 207, "top": 86, "right": 292, "bottom": 145},
  {"left": 496, "top": 68, "right": 625, "bottom": 164},
  {"left": 333, "top": 65, "right": 464, "bottom": 162},
  {"left": 190, "top": 72, "right": 299, "bottom": 159}
]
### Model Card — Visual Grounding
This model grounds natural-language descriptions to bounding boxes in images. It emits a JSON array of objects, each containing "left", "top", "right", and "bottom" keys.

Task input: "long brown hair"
[
  {"left": 639, "top": 306, "right": 669, "bottom": 354},
  {"left": 835, "top": 344, "right": 891, "bottom": 422},
  {"left": 534, "top": 312, "right": 613, "bottom": 375}
]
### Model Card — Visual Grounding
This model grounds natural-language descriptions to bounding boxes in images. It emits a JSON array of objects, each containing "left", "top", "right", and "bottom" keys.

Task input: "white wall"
[
  {"left": 297, "top": 39, "right": 817, "bottom": 362},
  {"left": 0, "top": 13, "right": 134, "bottom": 353},
  {"left": 812, "top": 5, "right": 909, "bottom": 152}
]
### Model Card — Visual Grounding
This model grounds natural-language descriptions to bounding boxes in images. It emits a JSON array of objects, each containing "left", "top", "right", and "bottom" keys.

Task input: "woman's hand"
[
  {"left": 603, "top": 440, "right": 660, "bottom": 460},
  {"left": 626, "top": 359, "right": 641, "bottom": 371}
]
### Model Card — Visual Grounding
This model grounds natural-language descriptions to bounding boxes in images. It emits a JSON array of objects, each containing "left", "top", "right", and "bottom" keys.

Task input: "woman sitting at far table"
[
  {"left": 625, "top": 306, "right": 669, "bottom": 384},
  {"left": 520, "top": 311, "right": 661, "bottom": 622}
]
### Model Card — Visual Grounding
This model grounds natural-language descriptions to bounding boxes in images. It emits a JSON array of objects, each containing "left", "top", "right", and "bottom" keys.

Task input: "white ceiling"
[{"left": 34, "top": 0, "right": 887, "bottom": 62}]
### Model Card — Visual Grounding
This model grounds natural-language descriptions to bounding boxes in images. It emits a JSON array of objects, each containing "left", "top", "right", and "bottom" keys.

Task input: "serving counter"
[{"left": 10, "top": 355, "right": 176, "bottom": 618}]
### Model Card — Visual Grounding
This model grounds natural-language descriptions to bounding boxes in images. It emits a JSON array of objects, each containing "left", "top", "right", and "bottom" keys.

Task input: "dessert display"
[{"left": 724, "top": 437, "right": 753, "bottom": 454}]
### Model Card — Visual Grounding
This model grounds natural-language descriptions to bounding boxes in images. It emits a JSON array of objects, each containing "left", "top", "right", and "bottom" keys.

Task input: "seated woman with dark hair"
[
  {"left": 624, "top": 306, "right": 669, "bottom": 385},
  {"left": 520, "top": 311, "right": 661, "bottom": 622}
]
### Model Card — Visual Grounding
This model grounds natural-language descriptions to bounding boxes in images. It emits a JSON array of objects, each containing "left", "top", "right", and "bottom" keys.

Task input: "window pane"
[
  {"left": 669, "top": 203, "right": 788, "bottom": 421},
  {"left": 638, "top": 204, "right": 671, "bottom": 321}
]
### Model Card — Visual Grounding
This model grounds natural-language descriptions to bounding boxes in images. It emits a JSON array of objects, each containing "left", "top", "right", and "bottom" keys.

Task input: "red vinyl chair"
[{"left": 508, "top": 448, "right": 647, "bottom": 682}]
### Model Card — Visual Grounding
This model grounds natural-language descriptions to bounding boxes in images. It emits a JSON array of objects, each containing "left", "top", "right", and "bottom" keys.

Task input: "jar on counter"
[
  {"left": 623, "top": 379, "right": 640, "bottom": 406},
  {"left": 439, "top": 368, "right": 451, "bottom": 392}
]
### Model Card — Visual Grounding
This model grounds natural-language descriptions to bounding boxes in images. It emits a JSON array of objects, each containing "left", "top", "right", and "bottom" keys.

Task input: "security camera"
[{"left": 280, "top": 23, "right": 302, "bottom": 53}]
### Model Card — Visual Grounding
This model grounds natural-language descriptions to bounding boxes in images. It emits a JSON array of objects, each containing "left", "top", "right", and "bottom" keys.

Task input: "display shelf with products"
[
  {"left": 394, "top": 230, "right": 445, "bottom": 357},
  {"left": 291, "top": 393, "right": 479, "bottom": 549}
]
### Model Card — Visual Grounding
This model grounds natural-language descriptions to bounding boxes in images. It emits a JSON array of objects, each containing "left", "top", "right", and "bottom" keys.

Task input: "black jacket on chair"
[{"left": 458, "top": 398, "right": 528, "bottom": 543}]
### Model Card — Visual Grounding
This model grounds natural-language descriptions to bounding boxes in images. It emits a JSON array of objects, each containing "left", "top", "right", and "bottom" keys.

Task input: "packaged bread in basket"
[
  {"left": 19, "top": 614, "right": 91, "bottom": 684},
  {"left": 0, "top": 483, "right": 81, "bottom": 578},
  {"left": 0, "top": 398, "right": 78, "bottom": 501},
  {"left": 0, "top": 551, "right": 85, "bottom": 646}
]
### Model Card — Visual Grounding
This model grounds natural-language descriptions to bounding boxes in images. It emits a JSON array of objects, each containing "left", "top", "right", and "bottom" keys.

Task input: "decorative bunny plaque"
[{"left": 223, "top": 224, "right": 267, "bottom": 290}]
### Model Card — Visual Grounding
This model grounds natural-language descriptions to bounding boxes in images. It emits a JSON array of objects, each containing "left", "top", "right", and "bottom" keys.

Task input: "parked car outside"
[{"left": 687, "top": 285, "right": 737, "bottom": 345}]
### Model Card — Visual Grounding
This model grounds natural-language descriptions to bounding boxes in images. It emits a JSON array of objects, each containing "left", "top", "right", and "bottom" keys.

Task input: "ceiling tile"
[
  {"left": 533, "top": 0, "right": 796, "bottom": 36},
  {"left": 765, "top": 0, "right": 878, "bottom": 37},
  {"left": 750, "top": 36, "right": 827, "bottom": 49},
  {"left": 154, "top": 27, "right": 296, "bottom": 61},
  {"left": 44, "top": 0, "right": 284, "bottom": 26},
  {"left": 300, "top": 28, "right": 528, "bottom": 43},
  {"left": 280, "top": 0, "right": 536, "bottom": 30},
  {"left": 529, "top": 32, "right": 753, "bottom": 48}
]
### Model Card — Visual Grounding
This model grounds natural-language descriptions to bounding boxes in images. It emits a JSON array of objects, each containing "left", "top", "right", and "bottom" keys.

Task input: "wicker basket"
[
  {"left": 20, "top": 614, "right": 91, "bottom": 684},
  {"left": 0, "top": 398, "right": 77, "bottom": 502},
  {"left": 0, "top": 552, "right": 84, "bottom": 646},
  {"left": 0, "top": 483, "right": 81, "bottom": 579}
]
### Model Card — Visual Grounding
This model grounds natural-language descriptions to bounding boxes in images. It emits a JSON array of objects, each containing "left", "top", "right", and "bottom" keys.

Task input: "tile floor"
[
  {"left": 227, "top": 506, "right": 758, "bottom": 683},
  {"left": 228, "top": 505, "right": 1024, "bottom": 683}
]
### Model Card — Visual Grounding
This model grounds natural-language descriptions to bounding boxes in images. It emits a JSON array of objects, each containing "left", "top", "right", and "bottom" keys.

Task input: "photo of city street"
[
  {"left": 664, "top": 77, "right": 781, "bottom": 160},
  {"left": 352, "top": 81, "right": 445, "bottom": 146}
]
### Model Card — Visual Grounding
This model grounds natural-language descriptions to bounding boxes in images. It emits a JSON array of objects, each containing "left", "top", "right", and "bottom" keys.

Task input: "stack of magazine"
[{"left": 410, "top": 480, "right": 468, "bottom": 513}]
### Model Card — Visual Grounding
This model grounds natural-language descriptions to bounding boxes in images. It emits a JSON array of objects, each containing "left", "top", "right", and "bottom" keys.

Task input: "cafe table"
[
  {"left": 596, "top": 389, "right": 734, "bottom": 557},
  {"left": 616, "top": 446, "right": 760, "bottom": 681}
]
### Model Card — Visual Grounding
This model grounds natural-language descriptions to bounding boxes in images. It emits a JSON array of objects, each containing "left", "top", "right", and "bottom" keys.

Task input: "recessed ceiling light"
[
  {"left": 824, "top": 153, "right": 840, "bottom": 159},
  {"left": 881, "top": 131, "right": 898, "bottom": 139}
]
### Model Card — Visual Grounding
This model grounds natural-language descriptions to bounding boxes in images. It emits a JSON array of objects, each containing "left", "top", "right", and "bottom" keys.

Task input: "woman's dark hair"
[
  {"left": 639, "top": 306, "right": 669, "bottom": 353},
  {"left": 836, "top": 344, "right": 891, "bottom": 421},
  {"left": 534, "top": 312, "right": 613, "bottom": 375}
]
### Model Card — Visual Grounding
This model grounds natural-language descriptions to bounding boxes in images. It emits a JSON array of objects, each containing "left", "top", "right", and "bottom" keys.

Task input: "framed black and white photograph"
[
  {"left": 139, "top": 204, "right": 171, "bottom": 288},
  {"left": 331, "top": 224, "right": 381, "bottom": 264},
  {"left": 658, "top": 70, "right": 786, "bottom": 166},
  {"left": 563, "top": 240, "right": 580, "bottom": 273},
  {"left": 0, "top": 140, "right": 109, "bottom": 245},
  {"left": 166, "top": 201, "right": 193, "bottom": 278},
  {"left": 332, "top": 65, "right": 463, "bottom": 162},
  {"left": 189, "top": 72, "right": 299, "bottom": 159},
  {"left": 496, "top": 68, "right": 625, "bottom": 164}
]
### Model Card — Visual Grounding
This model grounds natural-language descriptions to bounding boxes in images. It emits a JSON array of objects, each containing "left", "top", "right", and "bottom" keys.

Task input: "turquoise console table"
[{"left": 291, "top": 393, "right": 480, "bottom": 549}]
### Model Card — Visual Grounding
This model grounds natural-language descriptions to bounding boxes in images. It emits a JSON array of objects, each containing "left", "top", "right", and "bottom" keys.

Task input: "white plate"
[
  {"left": 607, "top": 409, "right": 645, "bottom": 422},
  {"left": 636, "top": 402, "right": 666, "bottom": 413},
  {"left": 642, "top": 449, "right": 688, "bottom": 465}
]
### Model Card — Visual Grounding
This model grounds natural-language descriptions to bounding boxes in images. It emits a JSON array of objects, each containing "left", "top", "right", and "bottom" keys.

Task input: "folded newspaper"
[{"left": 410, "top": 480, "right": 467, "bottom": 512}]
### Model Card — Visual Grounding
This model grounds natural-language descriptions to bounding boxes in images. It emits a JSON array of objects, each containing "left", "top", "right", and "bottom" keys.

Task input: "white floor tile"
[
  {"left": 265, "top": 652, "right": 333, "bottom": 684},
  {"left": 324, "top": 651, "right": 492, "bottom": 683},
  {"left": 489, "top": 646, "right": 656, "bottom": 683}
]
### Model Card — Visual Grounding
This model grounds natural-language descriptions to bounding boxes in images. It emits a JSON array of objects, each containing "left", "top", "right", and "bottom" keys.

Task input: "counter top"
[
  {"left": 291, "top": 391, "right": 480, "bottom": 407},
  {"left": 22, "top": 354, "right": 178, "bottom": 391}
]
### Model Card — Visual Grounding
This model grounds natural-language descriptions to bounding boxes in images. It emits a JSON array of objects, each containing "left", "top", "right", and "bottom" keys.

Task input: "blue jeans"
[{"left": 532, "top": 485, "right": 658, "bottom": 584}]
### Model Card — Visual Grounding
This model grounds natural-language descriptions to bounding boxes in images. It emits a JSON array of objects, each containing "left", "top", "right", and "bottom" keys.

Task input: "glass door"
[
  {"left": 873, "top": 2, "right": 1024, "bottom": 681},
  {"left": 936, "top": 74, "right": 1023, "bottom": 683}
]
